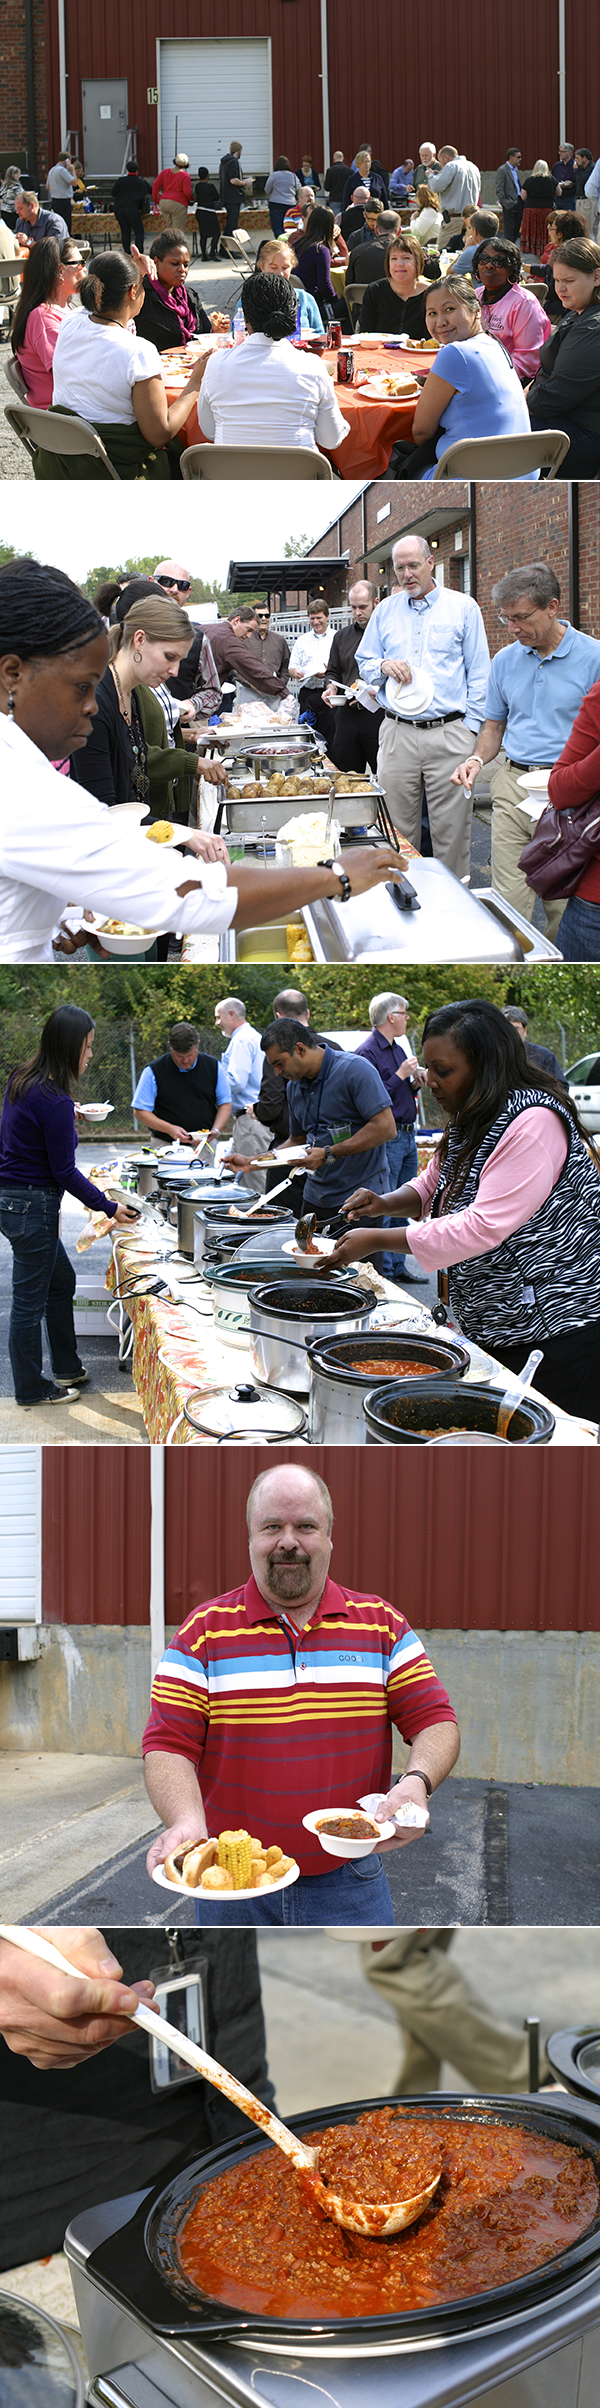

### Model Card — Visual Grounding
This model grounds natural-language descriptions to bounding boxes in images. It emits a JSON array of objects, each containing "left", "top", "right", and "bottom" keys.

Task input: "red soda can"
[
  {"left": 328, "top": 321, "right": 342, "bottom": 348},
  {"left": 337, "top": 349, "right": 354, "bottom": 384}
]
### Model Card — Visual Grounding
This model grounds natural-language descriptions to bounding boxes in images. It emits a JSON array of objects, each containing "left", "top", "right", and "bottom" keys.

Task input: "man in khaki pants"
[
  {"left": 355, "top": 532, "right": 490, "bottom": 882},
  {"left": 362, "top": 1930, "right": 534, "bottom": 2093},
  {"left": 452, "top": 561, "right": 600, "bottom": 946}
]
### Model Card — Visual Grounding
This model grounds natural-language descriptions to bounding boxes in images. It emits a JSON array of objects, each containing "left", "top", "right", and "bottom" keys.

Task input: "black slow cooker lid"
[
  {"left": 546, "top": 2027, "right": 600, "bottom": 2101},
  {"left": 86, "top": 2093, "right": 600, "bottom": 2348},
  {"left": 249, "top": 1280, "right": 371, "bottom": 1317}
]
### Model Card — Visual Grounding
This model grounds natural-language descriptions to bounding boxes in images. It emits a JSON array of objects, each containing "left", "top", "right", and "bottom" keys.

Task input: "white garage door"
[
  {"left": 159, "top": 38, "right": 272, "bottom": 177},
  {"left": 0, "top": 1449, "right": 41, "bottom": 1625}
]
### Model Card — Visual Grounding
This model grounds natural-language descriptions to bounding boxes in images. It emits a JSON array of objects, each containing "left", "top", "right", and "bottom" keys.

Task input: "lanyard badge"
[{"left": 148, "top": 1933, "right": 209, "bottom": 2093}]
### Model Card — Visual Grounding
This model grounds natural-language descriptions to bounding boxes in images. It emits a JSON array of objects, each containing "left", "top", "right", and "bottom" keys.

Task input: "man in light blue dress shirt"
[
  {"left": 355, "top": 531, "right": 490, "bottom": 880},
  {"left": 214, "top": 998, "right": 263, "bottom": 1111},
  {"left": 451, "top": 559, "right": 600, "bottom": 942}
]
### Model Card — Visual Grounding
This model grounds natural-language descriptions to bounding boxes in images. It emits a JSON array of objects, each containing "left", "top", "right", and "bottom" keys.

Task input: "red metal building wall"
[
  {"left": 41, "top": 1452, "right": 600, "bottom": 1634},
  {"left": 43, "top": 0, "right": 594, "bottom": 180}
]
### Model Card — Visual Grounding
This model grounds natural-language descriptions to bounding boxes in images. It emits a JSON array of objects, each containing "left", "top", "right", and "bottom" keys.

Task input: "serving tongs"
[{"left": 0, "top": 1927, "right": 441, "bottom": 2237}]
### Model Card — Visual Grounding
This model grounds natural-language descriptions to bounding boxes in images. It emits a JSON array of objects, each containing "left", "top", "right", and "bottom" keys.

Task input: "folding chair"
[
  {"left": 180, "top": 444, "right": 333, "bottom": 480},
  {"left": 432, "top": 430, "right": 570, "bottom": 480},
  {"left": 4, "top": 402, "right": 121, "bottom": 477}
]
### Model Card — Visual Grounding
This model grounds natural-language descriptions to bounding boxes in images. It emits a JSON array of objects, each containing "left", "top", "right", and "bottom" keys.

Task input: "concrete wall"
[{"left": 1, "top": 1625, "right": 599, "bottom": 1784}]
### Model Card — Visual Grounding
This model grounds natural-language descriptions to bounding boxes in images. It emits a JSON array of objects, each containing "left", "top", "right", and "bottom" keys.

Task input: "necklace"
[
  {"left": 110, "top": 663, "right": 149, "bottom": 802},
  {"left": 110, "top": 660, "right": 131, "bottom": 724}
]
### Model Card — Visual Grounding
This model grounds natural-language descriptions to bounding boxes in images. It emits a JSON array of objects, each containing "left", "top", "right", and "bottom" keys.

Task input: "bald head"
[
  {"left": 349, "top": 579, "right": 378, "bottom": 626},
  {"left": 246, "top": 1467, "right": 334, "bottom": 1625},
  {"left": 154, "top": 559, "right": 192, "bottom": 596}
]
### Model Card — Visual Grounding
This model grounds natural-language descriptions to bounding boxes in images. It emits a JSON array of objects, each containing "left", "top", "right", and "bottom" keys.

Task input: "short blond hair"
[{"left": 246, "top": 1469, "right": 334, "bottom": 1534}]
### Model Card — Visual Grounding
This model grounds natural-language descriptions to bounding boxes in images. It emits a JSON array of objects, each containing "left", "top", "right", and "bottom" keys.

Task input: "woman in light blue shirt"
[
  {"left": 391, "top": 275, "right": 537, "bottom": 479},
  {"left": 264, "top": 157, "right": 301, "bottom": 238}
]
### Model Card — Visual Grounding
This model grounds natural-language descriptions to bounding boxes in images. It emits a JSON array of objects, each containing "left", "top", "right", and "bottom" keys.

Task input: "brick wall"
[
  {"left": 475, "top": 484, "right": 570, "bottom": 652},
  {"left": 304, "top": 484, "right": 600, "bottom": 655},
  {"left": 578, "top": 486, "right": 600, "bottom": 637},
  {"left": 1, "top": 0, "right": 48, "bottom": 176}
]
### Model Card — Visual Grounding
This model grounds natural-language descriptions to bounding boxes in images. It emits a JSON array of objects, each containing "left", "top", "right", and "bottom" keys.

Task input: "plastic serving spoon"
[
  {"left": 0, "top": 1926, "right": 440, "bottom": 2238},
  {"left": 496, "top": 1347, "right": 544, "bottom": 1440}
]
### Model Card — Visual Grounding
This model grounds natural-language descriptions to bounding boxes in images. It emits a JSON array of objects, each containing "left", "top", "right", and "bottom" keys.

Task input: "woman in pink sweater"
[
  {"left": 11, "top": 234, "right": 84, "bottom": 406},
  {"left": 473, "top": 237, "right": 551, "bottom": 380},
  {"left": 326, "top": 997, "right": 600, "bottom": 1422}
]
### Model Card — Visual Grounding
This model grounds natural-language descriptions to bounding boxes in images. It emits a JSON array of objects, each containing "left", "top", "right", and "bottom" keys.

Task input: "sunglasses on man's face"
[{"left": 157, "top": 576, "right": 190, "bottom": 592}]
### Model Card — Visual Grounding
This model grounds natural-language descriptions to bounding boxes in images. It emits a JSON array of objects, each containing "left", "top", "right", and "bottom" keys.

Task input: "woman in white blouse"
[
  {"left": 34, "top": 247, "right": 206, "bottom": 479},
  {"left": 196, "top": 268, "right": 349, "bottom": 454},
  {"left": 409, "top": 184, "right": 443, "bottom": 245}
]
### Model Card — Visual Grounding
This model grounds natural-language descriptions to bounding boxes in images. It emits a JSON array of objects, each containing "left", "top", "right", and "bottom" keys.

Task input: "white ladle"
[
  {"left": 0, "top": 1926, "right": 440, "bottom": 2238},
  {"left": 496, "top": 1347, "right": 544, "bottom": 1440}
]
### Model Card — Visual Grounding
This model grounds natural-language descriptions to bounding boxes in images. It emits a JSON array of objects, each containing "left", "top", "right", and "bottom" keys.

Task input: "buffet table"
[{"left": 107, "top": 1224, "right": 598, "bottom": 1449}]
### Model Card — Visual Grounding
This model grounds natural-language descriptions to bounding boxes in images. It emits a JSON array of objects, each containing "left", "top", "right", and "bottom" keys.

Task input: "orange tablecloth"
[{"left": 166, "top": 339, "right": 434, "bottom": 471}]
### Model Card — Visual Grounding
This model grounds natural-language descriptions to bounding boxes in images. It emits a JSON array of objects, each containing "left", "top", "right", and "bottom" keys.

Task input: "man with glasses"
[
  {"left": 244, "top": 602, "right": 291, "bottom": 700},
  {"left": 452, "top": 562, "right": 600, "bottom": 942},
  {"left": 355, "top": 534, "right": 489, "bottom": 880}
]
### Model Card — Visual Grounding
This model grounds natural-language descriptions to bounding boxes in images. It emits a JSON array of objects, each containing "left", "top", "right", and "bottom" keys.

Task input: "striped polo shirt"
[{"left": 143, "top": 1574, "right": 457, "bottom": 1876}]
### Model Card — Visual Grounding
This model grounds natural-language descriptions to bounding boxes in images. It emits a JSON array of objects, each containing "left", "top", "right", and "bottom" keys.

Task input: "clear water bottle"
[{"left": 232, "top": 305, "right": 245, "bottom": 344}]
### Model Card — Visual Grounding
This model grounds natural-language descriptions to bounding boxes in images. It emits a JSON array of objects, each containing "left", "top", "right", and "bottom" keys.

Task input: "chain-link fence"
[{"left": 0, "top": 1019, "right": 223, "bottom": 1136}]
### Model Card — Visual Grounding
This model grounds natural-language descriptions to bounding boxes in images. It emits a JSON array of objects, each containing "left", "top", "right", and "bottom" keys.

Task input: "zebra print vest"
[{"left": 432, "top": 1085, "right": 600, "bottom": 1348}]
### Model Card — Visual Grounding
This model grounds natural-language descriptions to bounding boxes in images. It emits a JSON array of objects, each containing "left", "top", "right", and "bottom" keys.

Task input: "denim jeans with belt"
[
  {"left": 194, "top": 1852, "right": 395, "bottom": 1927},
  {"left": 0, "top": 1184, "right": 83, "bottom": 1402},
  {"left": 382, "top": 1125, "right": 419, "bottom": 1279}
]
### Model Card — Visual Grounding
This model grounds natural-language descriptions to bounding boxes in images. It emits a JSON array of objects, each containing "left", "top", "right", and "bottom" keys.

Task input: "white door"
[
  {"left": 158, "top": 39, "right": 272, "bottom": 177},
  {"left": 0, "top": 1449, "right": 41, "bottom": 1625},
  {"left": 82, "top": 79, "right": 129, "bottom": 177}
]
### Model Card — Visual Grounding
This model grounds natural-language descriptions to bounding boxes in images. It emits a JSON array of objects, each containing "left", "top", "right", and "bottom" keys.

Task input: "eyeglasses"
[
  {"left": 157, "top": 576, "right": 190, "bottom": 593},
  {"left": 497, "top": 608, "right": 540, "bottom": 627}
]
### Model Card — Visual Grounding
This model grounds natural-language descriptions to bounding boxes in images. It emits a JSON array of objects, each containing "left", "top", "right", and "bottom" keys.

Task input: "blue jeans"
[
  {"left": 556, "top": 893, "right": 600, "bottom": 961},
  {"left": 382, "top": 1125, "right": 419, "bottom": 1278},
  {"left": 0, "top": 1184, "right": 82, "bottom": 1402},
  {"left": 195, "top": 1854, "right": 395, "bottom": 1926},
  {"left": 268, "top": 203, "right": 287, "bottom": 236}
]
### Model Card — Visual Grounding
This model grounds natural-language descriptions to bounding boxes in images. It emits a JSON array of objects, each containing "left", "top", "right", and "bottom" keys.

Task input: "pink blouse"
[
  {"left": 406, "top": 1108, "right": 568, "bottom": 1268},
  {"left": 17, "top": 302, "right": 64, "bottom": 407},
  {"left": 476, "top": 284, "right": 551, "bottom": 381}
]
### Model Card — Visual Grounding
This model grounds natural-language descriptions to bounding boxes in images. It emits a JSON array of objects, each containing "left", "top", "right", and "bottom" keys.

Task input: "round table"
[{"left": 165, "top": 338, "right": 435, "bottom": 478}]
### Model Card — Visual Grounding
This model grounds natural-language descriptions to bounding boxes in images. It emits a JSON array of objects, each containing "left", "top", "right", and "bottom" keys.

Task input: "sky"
[{"left": 0, "top": 483, "right": 365, "bottom": 587}]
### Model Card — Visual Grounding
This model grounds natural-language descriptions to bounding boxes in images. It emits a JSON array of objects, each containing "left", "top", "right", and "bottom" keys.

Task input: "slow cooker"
[
  {"left": 306, "top": 1333, "right": 471, "bottom": 1444},
  {"left": 65, "top": 2092, "right": 600, "bottom": 2408},
  {"left": 0, "top": 2291, "right": 84, "bottom": 2407},
  {"left": 192, "top": 1203, "right": 294, "bottom": 1266},
  {"left": 203, "top": 1256, "right": 322, "bottom": 1346},
  {"left": 546, "top": 2028, "right": 600, "bottom": 2103},
  {"left": 363, "top": 1381, "right": 556, "bottom": 1445},
  {"left": 249, "top": 1279, "right": 376, "bottom": 1392}
]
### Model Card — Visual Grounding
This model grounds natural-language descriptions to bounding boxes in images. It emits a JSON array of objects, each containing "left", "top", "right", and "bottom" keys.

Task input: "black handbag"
[{"left": 518, "top": 792, "right": 600, "bottom": 898}]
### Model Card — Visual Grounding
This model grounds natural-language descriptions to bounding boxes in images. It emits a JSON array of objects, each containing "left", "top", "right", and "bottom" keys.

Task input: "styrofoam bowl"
[
  {"left": 78, "top": 1102, "right": 114, "bottom": 1121},
  {"left": 302, "top": 1806, "right": 396, "bottom": 1858}
]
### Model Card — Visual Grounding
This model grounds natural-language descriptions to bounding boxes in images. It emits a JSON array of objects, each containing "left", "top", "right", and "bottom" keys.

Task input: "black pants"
[
  {"left": 527, "top": 397, "right": 600, "bottom": 478},
  {"left": 328, "top": 701, "right": 383, "bottom": 774},
  {"left": 387, "top": 433, "right": 439, "bottom": 480},
  {"left": 298, "top": 684, "right": 332, "bottom": 740},
  {"left": 116, "top": 208, "right": 145, "bottom": 252},
  {"left": 494, "top": 1319, "right": 600, "bottom": 1425},
  {"left": 502, "top": 204, "right": 524, "bottom": 243},
  {"left": 225, "top": 196, "right": 241, "bottom": 235},
  {"left": 196, "top": 206, "right": 221, "bottom": 258}
]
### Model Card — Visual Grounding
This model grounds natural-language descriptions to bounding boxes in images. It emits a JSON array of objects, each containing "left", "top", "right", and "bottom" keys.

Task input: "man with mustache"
[{"left": 144, "top": 1465, "right": 459, "bottom": 1925}]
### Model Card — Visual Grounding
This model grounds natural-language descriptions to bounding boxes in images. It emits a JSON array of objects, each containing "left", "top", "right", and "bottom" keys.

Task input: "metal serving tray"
[
  {"left": 226, "top": 782, "right": 382, "bottom": 834},
  {"left": 303, "top": 862, "right": 561, "bottom": 963}
]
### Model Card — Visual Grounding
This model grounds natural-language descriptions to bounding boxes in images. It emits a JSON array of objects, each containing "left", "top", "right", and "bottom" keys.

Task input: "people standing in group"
[
  {"left": 451, "top": 560, "right": 600, "bottom": 944},
  {"left": 151, "top": 154, "right": 192, "bottom": 233},
  {"left": 194, "top": 168, "right": 223, "bottom": 259},
  {"left": 324, "top": 152, "right": 350, "bottom": 210},
  {"left": 355, "top": 530, "right": 489, "bottom": 881},
  {"left": 409, "top": 185, "right": 443, "bottom": 245},
  {"left": 551, "top": 145, "right": 577, "bottom": 205},
  {"left": 219, "top": 142, "right": 249, "bottom": 236},
  {"left": 46, "top": 152, "right": 78, "bottom": 233},
  {"left": 257, "top": 1018, "right": 397, "bottom": 1229},
  {"left": 519, "top": 161, "right": 556, "bottom": 257},
  {"left": 322, "top": 579, "right": 383, "bottom": 772},
  {"left": 327, "top": 997, "right": 600, "bottom": 1426},
  {"left": 288, "top": 598, "right": 333, "bottom": 738},
  {"left": 132, "top": 1022, "right": 232, "bottom": 1145},
  {"left": 342, "top": 148, "right": 387, "bottom": 214},
  {"left": 243, "top": 602, "right": 290, "bottom": 703},
  {"left": 0, "top": 1004, "right": 136, "bottom": 1408},
  {"left": 110, "top": 162, "right": 151, "bottom": 254},
  {"left": 425, "top": 145, "right": 481, "bottom": 246},
  {"left": 264, "top": 157, "right": 301, "bottom": 238},
  {"left": 495, "top": 150, "right": 525, "bottom": 243},
  {"left": 355, "top": 993, "right": 428, "bottom": 1284},
  {"left": 214, "top": 999, "right": 263, "bottom": 1116}
]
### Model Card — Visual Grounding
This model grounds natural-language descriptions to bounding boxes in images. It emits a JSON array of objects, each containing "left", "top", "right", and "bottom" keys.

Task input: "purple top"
[
  {"left": 0, "top": 1077, "right": 118, "bottom": 1213},
  {"left": 296, "top": 241, "right": 337, "bottom": 313},
  {"left": 355, "top": 1027, "right": 417, "bottom": 1126}
]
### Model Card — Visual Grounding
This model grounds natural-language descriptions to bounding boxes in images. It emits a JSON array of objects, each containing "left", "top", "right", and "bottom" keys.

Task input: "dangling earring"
[
  {"left": 133, "top": 648, "right": 143, "bottom": 666},
  {"left": 7, "top": 692, "right": 16, "bottom": 720}
]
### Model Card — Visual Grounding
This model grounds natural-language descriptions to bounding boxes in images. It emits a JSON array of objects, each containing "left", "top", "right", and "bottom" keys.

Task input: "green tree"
[{"left": 284, "top": 535, "right": 310, "bottom": 557}]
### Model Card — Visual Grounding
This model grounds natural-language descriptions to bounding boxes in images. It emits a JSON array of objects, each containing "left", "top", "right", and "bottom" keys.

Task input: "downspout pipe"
[
  {"left": 57, "top": 0, "right": 68, "bottom": 151},
  {"left": 557, "top": 0, "right": 566, "bottom": 148},
  {"left": 320, "top": 0, "right": 330, "bottom": 181},
  {"left": 149, "top": 1448, "right": 165, "bottom": 1675},
  {"left": 24, "top": 0, "right": 37, "bottom": 177}
]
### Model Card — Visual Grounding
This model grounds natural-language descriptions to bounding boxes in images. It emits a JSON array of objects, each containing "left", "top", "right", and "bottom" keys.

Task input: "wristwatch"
[
  {"left": 398, "top": 1768, "right": 432, "bottom": 1799},
  {"left": 322, "top": 1147, "right": 335, "bottom": 1167}
]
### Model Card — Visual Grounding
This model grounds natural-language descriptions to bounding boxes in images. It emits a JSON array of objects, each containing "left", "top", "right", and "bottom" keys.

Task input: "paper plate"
[
  {"left": 282, "top": 1235, "right": 334, "bottom": 1258},
  {"left": 303, "top": 1807, "right": 396, "bottom": 1859},
  {"left": 384, "top": 670, "right": 435, "bottom": 717},
  {"left": 152, "top": 1859, "right": 300, "bottom": 1900}
]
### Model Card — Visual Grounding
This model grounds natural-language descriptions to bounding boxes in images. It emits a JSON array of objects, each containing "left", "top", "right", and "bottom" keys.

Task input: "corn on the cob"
[{"left": 218, "top": 1828, "right": 253, "bottom": 1889}]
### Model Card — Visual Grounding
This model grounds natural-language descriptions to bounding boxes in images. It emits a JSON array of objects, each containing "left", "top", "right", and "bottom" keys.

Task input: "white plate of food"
[
  {"left": 282, "top": 1234, "right": 334, "bottom": 1258},
  {"left": 357, "top": 371, "right": 420, "bottom": 399},
  {"left": 77, "top": 1102, "right": 115, "bottom": 1121},
  {"left": 302, "top": 1807, "right": 396, "bottom": 1858},
  {"left": 153, "top": 1831, "right": 299, "bottom": 1899}
]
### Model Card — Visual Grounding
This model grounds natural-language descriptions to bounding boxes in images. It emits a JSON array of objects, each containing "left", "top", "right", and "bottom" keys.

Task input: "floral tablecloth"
[{"left": 107, "top": 1232, "right": 249, "bottom": 1443}]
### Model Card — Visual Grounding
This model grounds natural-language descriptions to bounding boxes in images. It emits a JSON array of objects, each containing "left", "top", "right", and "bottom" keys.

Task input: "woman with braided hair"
[
  {"left": 33, "top": 247, "right": 207, "bottom": 479},
  {"left": 0, "top": 557, "right": 402, "bottom": 963},
  {"left": 325, "top": 997, "right": 600, "bottom": 1422},
  {"left": 195, "top": 268, "right": 349, "bottom": 452}
]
